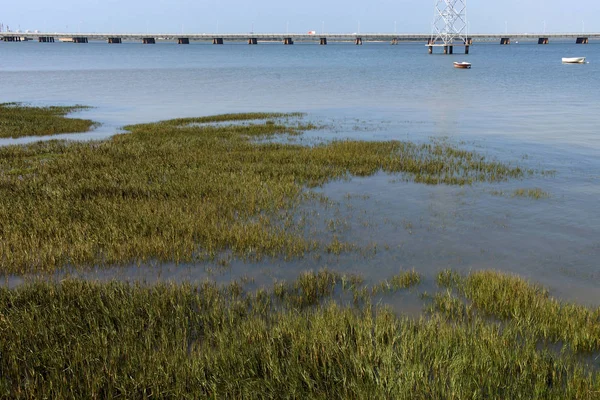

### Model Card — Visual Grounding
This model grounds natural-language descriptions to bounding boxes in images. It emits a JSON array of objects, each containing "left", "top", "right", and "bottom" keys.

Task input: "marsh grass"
[
  {"left": 427, "top": 290, "right": 475, "bottom": 321},
  {"left": 372, "top": 270, "right": 422, "bottom": 294},
  {"left": 1, "top": 108, "right": 532, "bottom": 274},
  {"left": 1, "top": 270, "right": 599, "bottom": 398},
  {"left": 462, "top": 271, "right": 600, "bottom": 353},
  {"left": 0, "top": 103, "right": 97, "bottom": 138},
  {"left": 272, "top": 269, "right": 340, "bottom": 308},
  {"left": 431, "top": 270, "right": 600, "bottom": 354},
  {"left": 436, "top": 269, "right": 462, "bottom": 288}
]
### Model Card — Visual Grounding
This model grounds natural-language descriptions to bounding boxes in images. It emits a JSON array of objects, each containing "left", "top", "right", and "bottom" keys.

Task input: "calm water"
[{"left": 1, "top": 41, "right": 599, "bottom": 306}]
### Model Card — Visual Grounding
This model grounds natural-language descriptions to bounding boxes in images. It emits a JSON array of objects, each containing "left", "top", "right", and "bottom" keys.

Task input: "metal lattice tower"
[{"left": 429, "top": 0, "right": 469, "bottom": 53}]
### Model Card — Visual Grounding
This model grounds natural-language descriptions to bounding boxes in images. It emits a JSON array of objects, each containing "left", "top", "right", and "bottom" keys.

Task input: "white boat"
[
  {"left": 562, "top": 57, "right": 586, "bottom": 64},
  {"left": 453, "top": 61, "right": 471, "bottom": 69}
]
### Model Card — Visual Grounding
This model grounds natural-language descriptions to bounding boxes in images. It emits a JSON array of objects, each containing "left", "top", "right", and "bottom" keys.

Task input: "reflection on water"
[{"left": 1, "top": 41, "right": 599, "bottom": 307}]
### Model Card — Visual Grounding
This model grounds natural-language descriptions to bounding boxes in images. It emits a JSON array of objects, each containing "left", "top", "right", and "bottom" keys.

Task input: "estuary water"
[{"left": 1, "top": 40, "right": 599, "bottom": 306}]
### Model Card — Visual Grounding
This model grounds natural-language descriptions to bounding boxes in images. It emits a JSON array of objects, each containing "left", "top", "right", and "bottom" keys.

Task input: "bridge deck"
[{"left": 2, "top": 32, "right": 599, "bottom": 43}]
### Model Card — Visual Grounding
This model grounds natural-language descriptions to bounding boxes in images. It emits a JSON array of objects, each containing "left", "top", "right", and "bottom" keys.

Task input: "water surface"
[{"left": 1, "top": 40, "right": 599, "bottom": 306}]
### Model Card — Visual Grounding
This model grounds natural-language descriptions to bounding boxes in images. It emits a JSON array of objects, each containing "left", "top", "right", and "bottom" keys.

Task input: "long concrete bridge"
[{"left": 2, "top": 32, "right": 598, "bottom": 46}]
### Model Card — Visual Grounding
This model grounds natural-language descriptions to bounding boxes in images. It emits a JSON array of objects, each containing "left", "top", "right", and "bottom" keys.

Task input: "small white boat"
[
  {"left": 453, "top": 61, "right": 471, "bottom": 69},
  {"left": 562, "top": 57, "right": 586, "bottom": 64}
]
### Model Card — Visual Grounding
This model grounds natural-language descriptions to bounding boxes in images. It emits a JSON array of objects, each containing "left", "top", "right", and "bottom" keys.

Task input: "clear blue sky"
[{"left": 2, "top": 0, "right": 598, "bottom": 34}]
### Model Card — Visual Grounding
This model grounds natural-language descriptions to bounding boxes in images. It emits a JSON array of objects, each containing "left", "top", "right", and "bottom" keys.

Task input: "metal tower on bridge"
[{"left": 428, "top": 0, "right": 469, "bottom": 54}]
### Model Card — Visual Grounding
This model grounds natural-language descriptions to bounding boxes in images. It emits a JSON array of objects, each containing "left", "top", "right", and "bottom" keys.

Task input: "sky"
[{"left": 1, "top": 0, "right": 599, "bottom": 35}]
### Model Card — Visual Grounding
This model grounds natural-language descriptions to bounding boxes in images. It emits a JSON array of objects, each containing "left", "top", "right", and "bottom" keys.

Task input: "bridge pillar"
[
  {"left": 213, "top": 37, "right": 224, "bottom": 45},
  {"left": 500, "top": 37, "right": 510, "bottom": 45},
  {"left": 320, "top": 37, "right": 327, "bottom": 45},
  {"left": 576, "top": 37, "right": 589, "bottom": 44},
  {"left": 283, "top": 37, "right": 294, "bottom": 45},
  {"left": 465, "top": 45, "right": 469, "bottom": 54},
  {"left": 391, "top": 38, "right": 398, "bottom": 45},
  {"left": 108, "top": 37, "right": 122, "bottom": 44},
  {"left": 73, "top": 37, "right": 88, "bottom": 43},
  {"left": 177, "top": 38, "right": 190, "bottom": 44},
  {"left": 38, "top": 36, "right": 55, "bottom": 43},
  {"left": 465, "top": 37, "right": 473, "bottom": 45},
  {"left": 355, "top": 37, "right": 363, "bottom": 45},
  {"left": 248, "top": 38, "right": 258, "bottom": 45},
  {"left": 427, "top": 38, "right": 434, "bottom": 54},
  {"left": 142, "top": 37, "right": 155, "bottom": 44},
  {"left": 449, "top": 45, "right": 453, "bottom": 54},
  {"left": 538, "top": 37, "right": 549, "bottom": 44}
]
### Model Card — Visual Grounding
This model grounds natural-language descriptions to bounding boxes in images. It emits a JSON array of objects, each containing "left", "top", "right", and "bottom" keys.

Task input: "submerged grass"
[
  {"left": 1, "top": 270, "right": 599, "bottom": 398},
  {"left": 490, "top": 188, "right": 550, "bottom": 199},
  {"left": 0, "top": 103, "right": 97, "bottom": 138},
  {"left": 513, "top": 188, "right": 551, "bottom": 199},
  {"left": 1, "top": 108, "right": 531, "bottom": 274}
]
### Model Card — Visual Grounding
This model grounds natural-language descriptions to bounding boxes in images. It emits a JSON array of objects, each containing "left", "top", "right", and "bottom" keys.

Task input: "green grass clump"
[
  {"left": 1, "top": 272, "right": 599, "bottom": 398},
  {"left": 273, "top": 269, "right": 340, "bottom": 308},
  {"left": 0, "top": 108, "right": 530, "bottom": 274},
  {"left": 436, "top": 269, "right": 463, "bottom": 288},
  {"left": 0, "top": 103, "right": 97, "bottom": 138},
  {"left": 373, "top": 270, "right": 422, "bottom": 293},
  {"left": 428, "top": 290, "right": 475, "bottom": 321},
  {"left": 389, "top": 269, "right": 421, "bottom": 289}
]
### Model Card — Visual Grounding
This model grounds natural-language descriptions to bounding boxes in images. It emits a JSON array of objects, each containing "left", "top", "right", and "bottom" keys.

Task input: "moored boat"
[
  {"left": 453, "top": 61, "right": 471, "bottom": 69},
  {"left": 562, "top": 57, "right": 586, "bottom": 64}
]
